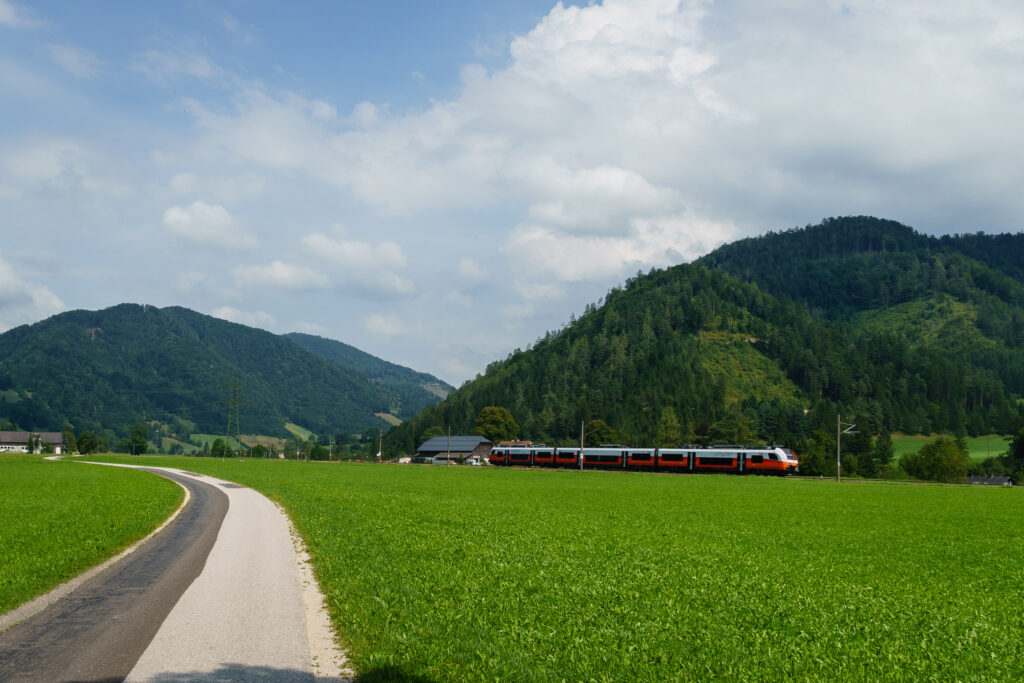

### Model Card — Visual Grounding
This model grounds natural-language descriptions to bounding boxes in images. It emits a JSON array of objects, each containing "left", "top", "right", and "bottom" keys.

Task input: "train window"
[
  {"left": 659, "top": 453, "right": 683, "bottom": 462},
  {"left": 631, "top": 453, "right": 652, "bottom": 461},
  {"left": 751, "top": 455, "right": 763, "bottom": 464}
]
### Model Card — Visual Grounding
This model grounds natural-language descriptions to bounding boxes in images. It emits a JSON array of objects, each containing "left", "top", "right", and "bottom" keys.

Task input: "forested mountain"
[
  {"left": 0, "top": 304, "right": 446, "bottom": 440},
  {"left": 384, "top": 217, "right": 1024, "bottom": 476},
  {"left": 286, "top": 332, "right": 452, "bottom": 417}
]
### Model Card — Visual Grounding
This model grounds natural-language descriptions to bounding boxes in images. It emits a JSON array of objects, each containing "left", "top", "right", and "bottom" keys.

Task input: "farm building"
[
  {"left": 0, "top": 431, "right": 64, "bottom": 454},
  {"left": 415, "top": 435, "right": 492, "bottom": 463},
  {"left": 966, "top": 475, "right": 1013, "bottom": 486}
]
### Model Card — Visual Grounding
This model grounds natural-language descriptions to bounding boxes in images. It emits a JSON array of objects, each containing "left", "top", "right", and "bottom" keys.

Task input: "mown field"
[
  {"left": 892, "top": 433, "right": 1009, "bottom": 462},
  {"left": 0, "top": 455, "right": 183, "bottom": 616},
  {"left": 93, "top": 456, "right": 1024, "bottom": 681}
]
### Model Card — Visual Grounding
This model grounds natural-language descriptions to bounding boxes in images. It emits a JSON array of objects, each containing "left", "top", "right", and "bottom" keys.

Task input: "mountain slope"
[
  {"left": 285, "top": 332, "right": 452, "bottom": 419},
  {"left": 0, "top": 304, "right": 396, "bottom": 437},
  {"left": 385, "top": 219, "right": 1024, "bottom": 462}
]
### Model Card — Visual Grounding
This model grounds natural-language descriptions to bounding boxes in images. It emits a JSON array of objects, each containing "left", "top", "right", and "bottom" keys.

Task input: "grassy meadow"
[
  {"left": 0, "top": 454, "right": 183, "bottom": 616},
  {"left": 891, "top": 433, "right": 1009, "bottom": 462},
  {"left": 92, "top": 456, "right": 1024, "bottom": 681}
]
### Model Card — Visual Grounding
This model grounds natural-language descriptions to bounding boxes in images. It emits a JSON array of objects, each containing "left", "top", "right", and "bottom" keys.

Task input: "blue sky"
[{"left": 3, "top": 1, "right": 1024, "bottom": 384}]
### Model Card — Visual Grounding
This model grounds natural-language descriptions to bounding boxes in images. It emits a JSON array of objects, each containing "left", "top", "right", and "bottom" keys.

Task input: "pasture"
[
  {"left": 891, "top": 433, "right": 1009, "bottom": 462},
  {"left": 0, "top": 455, "right": 183, "bottom": 616},
  {"left": 92, "top": 456, "right": 1024, "bottom": 681}
]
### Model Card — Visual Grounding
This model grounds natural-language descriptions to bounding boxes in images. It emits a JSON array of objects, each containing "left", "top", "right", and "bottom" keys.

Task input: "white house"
[{"left": 0, "top": 431, "right": 64, "bottom": 454}]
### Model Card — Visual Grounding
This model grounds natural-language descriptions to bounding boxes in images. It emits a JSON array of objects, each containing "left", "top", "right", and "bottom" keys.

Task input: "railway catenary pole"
[
  {"left": 837, "top": 413, "right": 857, "bottom": 482},
  {"left": 579, "top": 420, "right": 584, "bottom": 472}
]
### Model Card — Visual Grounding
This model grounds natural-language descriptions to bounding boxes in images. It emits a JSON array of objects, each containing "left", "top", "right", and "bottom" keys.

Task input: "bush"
[
  {"left": 878, "top": 463, "right": 909, "bottom": 480},
  {"left": 899, "top": 437, "right": 970, "bottom": 483}
]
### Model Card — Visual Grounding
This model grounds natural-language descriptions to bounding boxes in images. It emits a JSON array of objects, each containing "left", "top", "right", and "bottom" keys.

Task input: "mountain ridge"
[
  {"left": 0, "top": 304, "right": 449, "bottom": 441},
  {"left": 383, "top": 217, "right": 1024, "bottom": 476}
]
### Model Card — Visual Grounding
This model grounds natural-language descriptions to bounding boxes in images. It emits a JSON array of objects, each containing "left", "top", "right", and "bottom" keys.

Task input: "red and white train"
[{"left": 488, "top": 444, "right": 800, "bottom": 475}]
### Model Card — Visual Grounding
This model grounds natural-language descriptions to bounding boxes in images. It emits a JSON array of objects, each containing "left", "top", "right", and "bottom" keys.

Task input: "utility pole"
[
  {"left": 837, "top": 413, "right": 857, "bottom": 482},
  {"left": 222, "top": 368, "right": 245, "bottom": 459},
  {"left": 447, "top": 425, "right": 451, "bottom": 467},
  {"left": 579, "top": 420, "right": 585, "bottom": 472}
]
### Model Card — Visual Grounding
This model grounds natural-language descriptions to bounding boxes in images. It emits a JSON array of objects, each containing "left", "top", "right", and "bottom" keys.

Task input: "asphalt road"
[{"left": 0, "top": 468, "right": 228, "bottom": 683}]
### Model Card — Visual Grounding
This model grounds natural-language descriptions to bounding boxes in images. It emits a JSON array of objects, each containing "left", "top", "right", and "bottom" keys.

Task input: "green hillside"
[
  {"left": 0, "top": 304, "right": 396, "bottom": 439},
  {"left": 385, "top": 218, "right": 1024, "bottom": 479},
  {"left": 285, "top": 332, "right": 452, "bottom": 419}
]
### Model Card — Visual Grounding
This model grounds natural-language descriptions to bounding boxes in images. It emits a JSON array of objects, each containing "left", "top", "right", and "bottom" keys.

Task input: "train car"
[
  {"left": 554, "top": 447, "right": 580, "bottom": 467},
  {"left": 626, "top": 448, "right": 656, "bottom": 470},
  {"left": 488, "top": 446, "right": 508, "bottom": 466},
  {"left": 693, "top": 447, "right": 737, "bottom": 472},
  {"left": 507, "top": 446, "right": 534, "bottom": 467},
  {"left": 656, "top": 448, "right": 693, "bottom": 472},
  {"left": 490, "top": 443, "right": 798, "bottom": 475},
  {"left": 533, "top": 446, "right": 556, "bottom": 467}
]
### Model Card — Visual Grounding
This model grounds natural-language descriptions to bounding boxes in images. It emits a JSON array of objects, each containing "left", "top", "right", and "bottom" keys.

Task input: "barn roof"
[
  {"left": 416, "top": 435, "right": 491, "bottom": 454},
  {"left": 0, "top": 431, "right": 63, "bottom": 444}
]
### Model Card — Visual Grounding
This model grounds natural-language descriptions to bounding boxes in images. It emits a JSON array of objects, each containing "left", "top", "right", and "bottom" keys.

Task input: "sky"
[{"left": 2, "top": 0, "right": 1023, "bottom": 385}]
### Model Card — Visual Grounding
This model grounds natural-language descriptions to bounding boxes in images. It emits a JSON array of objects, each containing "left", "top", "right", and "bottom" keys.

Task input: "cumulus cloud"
[
  {"left": 301, "top": 232, "right": 415, "bottom": 297},
  {"left": 47, "top": 44, "right": 102, "bottom": 78},
  {"left": 503, "top": 213, "right": 736, "bottom": 283},
  {"left": 211, "top": 306, "right": 276, "bottom": 330},
  {"left": 0, "top": 0, "right": 40, "bottom": 28},
  {"left": 0, "top": 254, "right": 64, "bottom": 332},
  {"left": 132, "top": 49, "right": 224, "bottom": 83},
  {"left": 364, "top": 313, "right": 412, "bottom": 337},
  {"left": 457, "top": 257, "right": 486, "bottom": 282},
  {"left": 162, "top": 200, "right": 258, "bottom": 249},
  {"left": 232, "top": 260, "right": 332, "bottom": 291}
]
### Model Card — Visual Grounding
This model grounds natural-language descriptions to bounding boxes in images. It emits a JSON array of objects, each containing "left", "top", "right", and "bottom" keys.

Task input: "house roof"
[
  {"left": 0, "top": 431, "right": 63, "bottom": 444},
  {"left": 416, "top": 435, "right": 491, "bottom": 454},
  {"left": 967, "top": 475, "right": 1012, "bottom": 486}
]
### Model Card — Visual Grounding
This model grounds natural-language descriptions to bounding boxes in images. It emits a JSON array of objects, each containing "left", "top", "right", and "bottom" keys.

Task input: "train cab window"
[{"left": 769, "top": 453, "right": 778, "bottom": 461}]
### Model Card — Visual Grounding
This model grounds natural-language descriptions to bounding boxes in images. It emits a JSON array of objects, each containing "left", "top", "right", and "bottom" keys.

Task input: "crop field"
[
  {"left": 892, "top": 433, "right": 1009, "bottom": 462},
  {"left": 0, "top": 455, "right": 183, "bottom": 616},
  {"left": 91, "top": 455, "right": 1024, "bottom": 681}
]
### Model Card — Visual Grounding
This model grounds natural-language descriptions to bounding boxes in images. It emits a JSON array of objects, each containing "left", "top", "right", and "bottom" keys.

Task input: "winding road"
[{"left": 0, "top": 465, "right": 349, "bottom": 682}]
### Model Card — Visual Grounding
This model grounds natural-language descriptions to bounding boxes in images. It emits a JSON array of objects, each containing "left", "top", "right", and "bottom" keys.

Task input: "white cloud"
[
  {"left": 364, "top": 313, "right": 411, "bottom": 337},
  {"left": 175, "top": 270, "right": 214, "bottom": 294},
  {"left": 301, "top": 232, "right": 415, "bottom": 297},
  {"left": 133, "top": 49, "right": 223, "bottom": 83},
  {"left": 457, "top": 257, "right": 486, "bottom": 282},
  {"left": 47, "top": 44, "right": 102, "bottom": 78},
  {"left": 2, "top": 138, "right": 131, "bottom": 197},
  {"left": 167, "top": 172, "right": 265, "bottom": 203},
  {"left": 232, "top": 260, "right": 332, "bottom": 291},
  {"left": 0, "top": 254, "right": 64, "bottom": 332},
  {"left": 162, "top": 200, "right": 258, "bottom": 249},
  {"left": 0, "top": 0, "right": 40, "bottom": 28},
  {"left": 211, "top": 306, "right": 276, "bottom": 330},
  {"left": 503, "top": 213, "right": 736, "bottom": 282}
]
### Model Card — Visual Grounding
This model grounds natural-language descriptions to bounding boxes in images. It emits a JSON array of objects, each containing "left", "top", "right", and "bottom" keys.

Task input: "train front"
[{"left": 780, "top": 448, "right": 800, "bottom": 473}]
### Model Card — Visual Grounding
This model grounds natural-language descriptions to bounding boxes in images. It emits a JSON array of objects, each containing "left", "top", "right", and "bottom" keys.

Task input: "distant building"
[
  {"left": 415, "top": 435, "right": 492, "bottom": 463},
  {"left": 0, "top": 431, "right": 64, "bottom": 455},
  {"left": 967, "top": 475, "right": 1013, "bottom": 486}
]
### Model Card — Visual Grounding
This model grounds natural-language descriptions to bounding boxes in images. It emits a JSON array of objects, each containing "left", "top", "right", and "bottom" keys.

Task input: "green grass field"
[
  {"left": 91, "top": 456, "right": 1024, "bottom": 681},
  {"left": 892, "top": 433, "right": 1009, "bottom": 462},
  {"left": 189, "top": 433, "right": 244, "bottom": 452},
  {"left": 0, "top": 455, "right": 183, "bottom": 616},
  {"left": 285, "top": 422, "right": 316, "bottom": 441}
]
